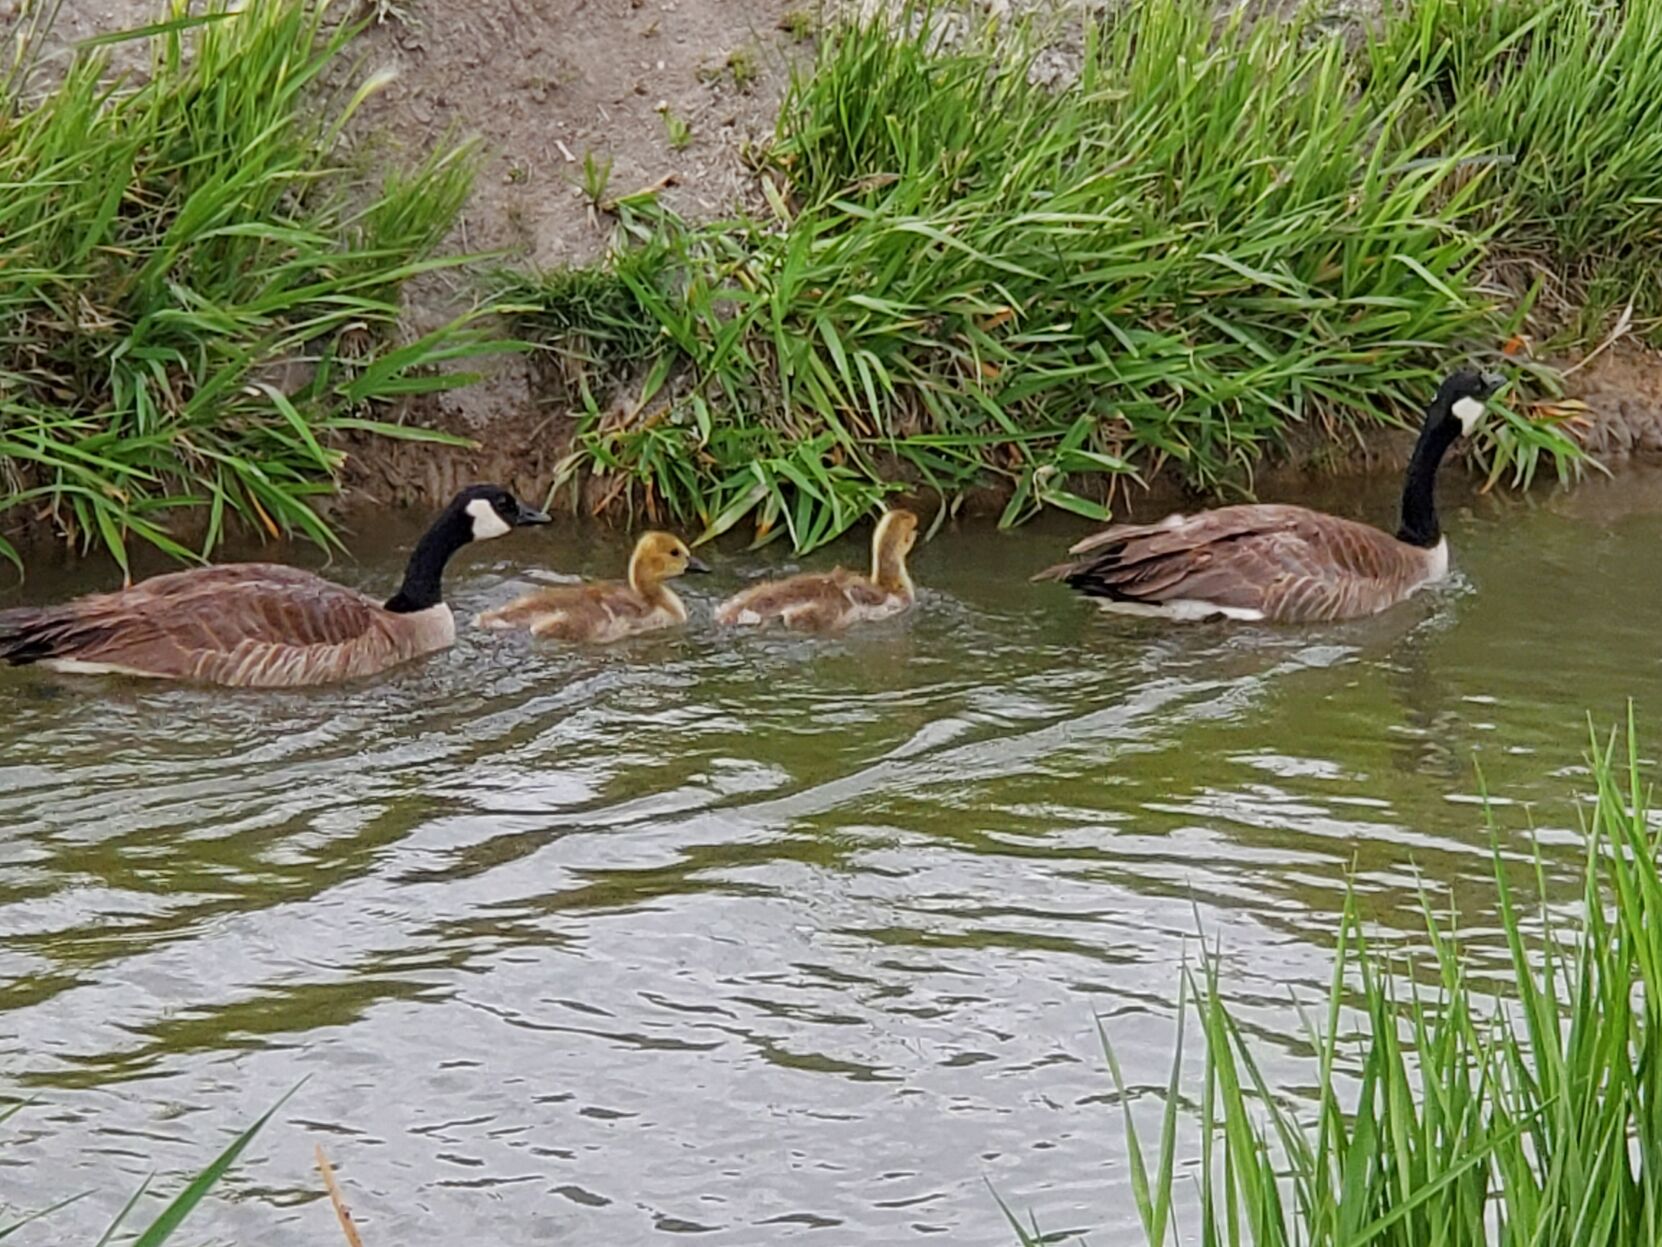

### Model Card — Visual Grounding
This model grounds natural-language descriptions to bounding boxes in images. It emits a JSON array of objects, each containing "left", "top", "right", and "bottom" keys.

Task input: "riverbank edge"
[{"left": 12, "top": 0, "right": 1662, "bottom": 567}]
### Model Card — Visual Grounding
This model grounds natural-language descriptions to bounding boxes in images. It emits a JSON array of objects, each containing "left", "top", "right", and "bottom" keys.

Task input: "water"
[{"left": 3, "top": 469, "right": 1660, "bottom": 1243}]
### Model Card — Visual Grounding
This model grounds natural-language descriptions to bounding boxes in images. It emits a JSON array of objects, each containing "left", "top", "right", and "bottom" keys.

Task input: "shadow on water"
[{"left": 3, "top": 470, "right": 1661, "bottom": 1243}]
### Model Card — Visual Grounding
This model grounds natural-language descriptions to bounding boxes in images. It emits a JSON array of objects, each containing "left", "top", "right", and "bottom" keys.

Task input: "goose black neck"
[
  {"left": 384, "top": 514, "right": 468, "bottom": 613},
  {"left": 1395, "top": 402, "right": 1458, "bottom": 549}
]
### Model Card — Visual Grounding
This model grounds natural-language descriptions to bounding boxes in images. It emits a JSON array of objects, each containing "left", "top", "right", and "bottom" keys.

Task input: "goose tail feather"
[{"left": 0, "top": 606, "right": 71, "bottom": 666}]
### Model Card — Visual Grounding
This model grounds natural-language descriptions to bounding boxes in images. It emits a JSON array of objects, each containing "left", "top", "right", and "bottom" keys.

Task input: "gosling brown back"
[
  {"left": 475, "top": 531, "right": 708, "bottom": 643},
  {"left": 714, "top": 509, "right": 920, "bottom": 631}
]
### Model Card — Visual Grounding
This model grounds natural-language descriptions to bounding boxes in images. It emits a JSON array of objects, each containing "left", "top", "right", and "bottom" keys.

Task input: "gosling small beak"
[
  {"left": 514, "top": 501, "right": 552, "bottom": 526},
  {"left": 685, "top": 555, "right": 712, "bottom": 574}
]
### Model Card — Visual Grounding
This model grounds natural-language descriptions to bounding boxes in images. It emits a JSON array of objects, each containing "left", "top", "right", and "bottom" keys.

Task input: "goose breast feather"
[
  {"left": 1039, "top": 504, "right": 1442, "bottom": 623},
  {"left": 0, "top": 564, "right": 448, "bottom": 686}
]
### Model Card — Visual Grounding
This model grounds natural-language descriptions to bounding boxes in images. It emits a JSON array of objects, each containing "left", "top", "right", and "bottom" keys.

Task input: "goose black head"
[
  {"left": 1435, "top": 369, "right": 1507, "bottom": 438},
  {"left": 452, "top": 485, "right": 552, "bottom": 542}
]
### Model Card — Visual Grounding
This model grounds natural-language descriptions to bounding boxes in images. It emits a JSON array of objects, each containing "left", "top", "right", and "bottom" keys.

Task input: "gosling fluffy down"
[
  {"left": 475, "top": 531, "right": 709, "bottom": 643},
  {"left": 0, "top": 485, "right": 550, "bottom": 687},
  {"left": 715, "top": 509, "right": 919, "bottom": 632}
]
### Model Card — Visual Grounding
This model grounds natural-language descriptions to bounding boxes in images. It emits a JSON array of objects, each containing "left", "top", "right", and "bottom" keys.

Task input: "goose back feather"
[
  {"left": 1034, "top": 505, "right": 1447, "bottom": 623},
  {"left": 0, "top": 565, "right": 449, "bottom": 685}
]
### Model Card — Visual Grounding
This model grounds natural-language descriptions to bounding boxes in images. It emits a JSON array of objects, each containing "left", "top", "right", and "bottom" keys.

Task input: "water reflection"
[{"left": 1, "top": 472, "right": 1658, "bottom": 1243}]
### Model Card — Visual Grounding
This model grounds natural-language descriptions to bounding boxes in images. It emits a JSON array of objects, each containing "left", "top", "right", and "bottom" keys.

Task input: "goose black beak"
[
  {"left": 514, "top": 502, "right": 552, "bottom": 526},
  {"left": 685, "top": 556, "right": 712, "bottom": 574},
  {"left": 1479, "top": 369, "right": 1506, "bottom": 396}
]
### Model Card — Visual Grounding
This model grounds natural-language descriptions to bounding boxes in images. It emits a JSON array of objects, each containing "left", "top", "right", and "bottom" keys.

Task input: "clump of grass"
[
  {"left": 499, "top": 0, "right": 1575, "bottom": 550},
  {"left": 0, "top": 0, "right": 501, "bottom": 572},
  {"left": 579, "top": 149, "right": 615, "bottom": 210},
  {"left": 727, "top": 44, "right": 761, "bottom": 90},
  {"left": 779, "top": 9, "right": 816, "bottom": 43},
  {"left": 1055, "top": 713, "right": 1662, "bottom": 1247},
  {"left": 1368, "top": 0, "right": 1662, "bottom": 327},
  {"left": 662, "top": 109, "right": 694, "bottom": 151}
]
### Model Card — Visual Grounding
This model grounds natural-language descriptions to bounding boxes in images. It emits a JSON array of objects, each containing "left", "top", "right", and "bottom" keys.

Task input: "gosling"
[
  {"left": 714, "top": 509, "right": 919, "bottom": 632},
  {"left": 476, "top": 531, "right": 708, "bottom": 643}
]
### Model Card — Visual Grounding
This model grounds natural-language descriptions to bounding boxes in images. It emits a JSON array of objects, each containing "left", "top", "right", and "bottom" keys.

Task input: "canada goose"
[
  {"left": 474, "top": 530, "right": 709, "bottom": 643},
  {"left": 0, "top": 484, "right": 550, "bottom": 687},
  {"left": 714, "top": 509, "right": 919, "bottom": 631},
  {"left": 1033, "top": 369, "right": 1506, "bottom": 623}
]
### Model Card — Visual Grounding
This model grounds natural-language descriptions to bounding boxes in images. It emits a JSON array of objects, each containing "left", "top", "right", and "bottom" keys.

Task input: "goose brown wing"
[
  {"left": 0, "top": 563, "right": 391, "bottom": 680},
  {"left": 1036, "top": 505, "right": 1433, "bottom": 622}
]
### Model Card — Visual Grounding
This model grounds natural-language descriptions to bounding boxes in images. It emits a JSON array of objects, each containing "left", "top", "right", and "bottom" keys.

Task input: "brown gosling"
[
  {"left": 475, "top": 531, "right": 709, "bottom": 643},
  {"left": 714, "top": 509, "right": 919, "bottom": 632}
]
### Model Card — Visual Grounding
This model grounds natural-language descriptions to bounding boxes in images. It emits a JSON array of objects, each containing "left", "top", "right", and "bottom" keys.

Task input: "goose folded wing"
[
  {"left": 1, "top": 567, "right": 387, "bottom": 677},
  {"left": 1044, "top": 506, "right": 1425, "bottom": 621}
]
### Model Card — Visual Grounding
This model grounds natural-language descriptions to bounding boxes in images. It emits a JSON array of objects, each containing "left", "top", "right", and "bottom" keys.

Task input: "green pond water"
[{"left": 2, "top": 468, "right": 1661, "bottom": 1243}]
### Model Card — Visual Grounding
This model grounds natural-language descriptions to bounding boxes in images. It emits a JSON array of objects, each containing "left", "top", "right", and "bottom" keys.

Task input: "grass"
[
  {"left": 662, "top": 109, "right": 694, "bottom": 151},
  {"left": 726, "top": 45, "right": 762, "bottom": 91},
  {"left": 1365, "top": 0, "right": 1662, "bottom": 329},
  {"left": 492, "top": 0, "right": 1662, "bottom": 551},
  {"left": 14, "top": 0, "right": 1662, "bottom": 567},
  {"left": 0, "top": 0, "right": 503, "bottom": 573},
  {"left": 1011, "top": 712, "right": 1662, "bottom": 1246},
  {"left": 779, "top": 9, "right": 816, "bottom": 44},
  {"left": 0, "top": 1088, "right": 292, "bottom": 1244},
  {"left": 579, "top": 150, "right": 615, "bottom": 212}
]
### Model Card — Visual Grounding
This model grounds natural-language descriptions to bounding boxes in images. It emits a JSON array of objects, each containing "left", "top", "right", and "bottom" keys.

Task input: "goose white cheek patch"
[
  {"left": 466, "top": 497, "right": 513, "bottom": 540},
  {"left": 1452, "top": 396, "right": 1486, "bottom": 435}
]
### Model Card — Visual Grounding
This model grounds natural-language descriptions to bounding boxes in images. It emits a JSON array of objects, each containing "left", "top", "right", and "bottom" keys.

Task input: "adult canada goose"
[
  {"left": 1033, "top": 369, "right": 1506, "bottom": 623},
  {"left": 474, "top": 530, "right": 709, "bottom": 643},
  {"left": 0, "top": 484, "right": 550, "bottom": 687},
  {"left": 714, "top": 508, "right": 919, "bottom": 631}
]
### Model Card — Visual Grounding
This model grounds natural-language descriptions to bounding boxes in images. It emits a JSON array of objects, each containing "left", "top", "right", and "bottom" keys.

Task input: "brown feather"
[
  {"left": 476, "top": 579, "right": 684, "bottom": 643},
  {"left": 0, "top": 564, "right": 449, "bottom": 686},
  {"left": 1033, "top": 504, "right": 1443, "bottom": 623},
  {"left": 474, "top": 531, "right": 696, "bottom": 644},
  {"left": 714, "top": 509, "right": 919, "bottom": 632},
  {"left": 714, "top": 568, "right": 902, "bottom": 631}
]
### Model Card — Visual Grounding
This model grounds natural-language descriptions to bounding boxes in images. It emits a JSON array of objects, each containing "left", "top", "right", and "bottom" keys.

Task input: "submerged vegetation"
[
  {"left": 0, "top": 0, "right": 495, "bottom": 571},
  {"left": 1008, "top": 716, "right": 1662, "bottom": 1246},
  {"left": 500, "top": 0, "right": 1662, "bottom": 551}
]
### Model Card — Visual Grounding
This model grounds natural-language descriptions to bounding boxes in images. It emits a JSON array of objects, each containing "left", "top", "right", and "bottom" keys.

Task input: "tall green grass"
[
  {"left": 499, "top": 0, "right": 1662, "bottom": 550},
  {"left": 1369, "top": 0, "right": 1662, "bottom": 322},
  {"left": 1031, "top": 715, "right": 1662, "bottom": 1246},
  {"left": 0, "top": 0, "right": 499, "bottom": 572}
]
